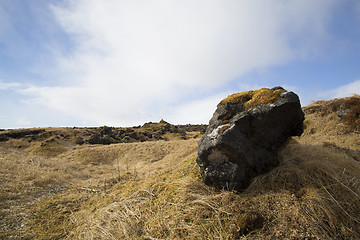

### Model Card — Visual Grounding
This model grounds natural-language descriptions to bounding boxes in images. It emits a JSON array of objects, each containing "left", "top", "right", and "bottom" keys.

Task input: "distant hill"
[
  {"left": 0, "top": 121, "right": 206, "bottom": 156},
  {"left": 1, "top": 97, "right": 359, "bottom": 239}
]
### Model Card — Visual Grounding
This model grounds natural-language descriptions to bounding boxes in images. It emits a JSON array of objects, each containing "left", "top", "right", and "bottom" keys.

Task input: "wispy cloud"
[
  {"left": 17, "top": 0, "right": 338, "bottom": 126},
  {"left": 0, "top": 80, "right": 22, "bottom": 90},
  {"left": 320, "top": 80, "right": 360, "bottom": 100}
]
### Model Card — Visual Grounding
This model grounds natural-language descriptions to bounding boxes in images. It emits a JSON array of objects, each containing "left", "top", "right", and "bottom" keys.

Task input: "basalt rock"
[
  {"left": 0, "top": 129, "right": 45, "bottom": 142},
  {"left": 87, "top": 133, "right": 115, "bottom": 145},
  {"left": 196, "top": 87, "right": 304, "bottom": 191}
]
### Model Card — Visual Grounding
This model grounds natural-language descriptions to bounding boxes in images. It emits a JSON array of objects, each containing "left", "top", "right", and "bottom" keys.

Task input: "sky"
[{"left": 1, "top": 0, "right": 360, "bottom": 129}]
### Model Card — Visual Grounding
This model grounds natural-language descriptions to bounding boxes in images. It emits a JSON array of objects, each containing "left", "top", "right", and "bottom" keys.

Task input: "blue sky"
[{"left": 1, "top": 0, "right": 360, "bottom": 129}]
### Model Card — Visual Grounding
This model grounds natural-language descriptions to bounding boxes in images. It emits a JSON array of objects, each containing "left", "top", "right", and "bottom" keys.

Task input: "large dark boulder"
[{"left": 196, "top": 87, "right": 304, "bottom": 191}]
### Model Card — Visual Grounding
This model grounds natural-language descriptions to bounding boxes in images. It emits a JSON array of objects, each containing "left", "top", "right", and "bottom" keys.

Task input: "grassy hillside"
[{"left": 1, "top": 98, "right": 360, "bottom": 239}]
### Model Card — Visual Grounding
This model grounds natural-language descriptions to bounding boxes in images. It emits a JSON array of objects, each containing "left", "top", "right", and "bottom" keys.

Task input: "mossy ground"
[{"left": 220, "top": 87, "right": 286, "bottom": 109}]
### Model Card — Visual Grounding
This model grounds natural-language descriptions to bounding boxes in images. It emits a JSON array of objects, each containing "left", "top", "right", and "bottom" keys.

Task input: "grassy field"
[{"left": 1, "top": 97, "right": 360, "bottom": 239}]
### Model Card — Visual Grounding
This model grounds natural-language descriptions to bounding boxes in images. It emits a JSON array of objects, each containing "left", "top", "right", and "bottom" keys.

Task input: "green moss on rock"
[{"left": 220, "top": 87, "right": 286, "bottom": 110}]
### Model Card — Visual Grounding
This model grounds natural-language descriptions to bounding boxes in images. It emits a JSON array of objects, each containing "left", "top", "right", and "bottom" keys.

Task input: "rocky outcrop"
[
  {"left": 196, "top": 87, "right": 304, "bottom": 191},
  {"left": 88, "top": 133, "right": 115, "bottom": 145},
  {"left": 85, "top": 121, "right": 206, "bottom": 145},
  {"left": 0, "top": 122, "right": 207, "bottom": 146},
  {"left": 0, "top": 129, "right": 45, "bottom": 142}
]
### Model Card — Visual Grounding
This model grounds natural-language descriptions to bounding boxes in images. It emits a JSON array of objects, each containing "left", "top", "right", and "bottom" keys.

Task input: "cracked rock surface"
[{"left": 197, "top": 87, "right": 304, "bottom": 191}]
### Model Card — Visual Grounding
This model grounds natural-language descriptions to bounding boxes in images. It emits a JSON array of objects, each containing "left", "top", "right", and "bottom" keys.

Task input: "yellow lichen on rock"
[
  {"left": 220, "top": 91, "right": 255, "bottom": 105},
  {"left": 220, "top": 87, "right": 286, "bottom": 110}
]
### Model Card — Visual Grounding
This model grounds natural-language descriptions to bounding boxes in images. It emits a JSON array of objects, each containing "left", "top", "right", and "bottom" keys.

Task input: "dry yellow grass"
[
  {"left": 0, "top": 137, "right": 200, "bottom": 239},
  {"left": 61, "top": 140, "right": 359, "bottom": 240},
  {"left": 1, "top": 97, "right": 360, "bottom": 239},
  {"left": 300, "top": 96, "right": 360, "bottom": 149}
]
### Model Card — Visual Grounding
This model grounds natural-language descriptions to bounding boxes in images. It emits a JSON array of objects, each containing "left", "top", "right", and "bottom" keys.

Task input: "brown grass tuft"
[
  {"left": 248, "top": 142, "right": 360, "bottom": 239},
  {"left": 61, "top": 141, "right": 360, "bottom": 239},
  {"left": 343, "top": 96, "right": 360, "bottom": 130},
  {"left": 1, "top": 97, "right": 360, "bottom": 239}
]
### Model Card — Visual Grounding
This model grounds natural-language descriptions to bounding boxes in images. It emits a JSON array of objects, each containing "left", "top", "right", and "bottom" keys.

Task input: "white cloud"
[
  {"left": 320, "top": 80, "right": 360, "bottom": 100},
  {"left": 166, "top": 92, "right": 230, "bottom": 124},
  {"left": 18, "top": 0, "right": 338, "bottom": 125},
  {"left": 0, "top": 80, "right": 21, "bottom": 90},
  {"left": 16, "top": 117, "right": 31, "bottom": 128}
]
